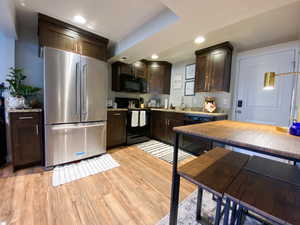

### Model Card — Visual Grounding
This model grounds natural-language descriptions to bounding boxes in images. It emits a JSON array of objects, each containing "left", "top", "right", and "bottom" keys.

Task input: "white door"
[{"left": 235, "top": 49, "right": 295, "bottom": 127}]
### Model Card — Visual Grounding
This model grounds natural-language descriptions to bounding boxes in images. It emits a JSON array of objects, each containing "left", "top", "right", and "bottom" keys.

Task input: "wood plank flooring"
[{"left": 0, "top": 146, "right": 196, "bottom": 225}]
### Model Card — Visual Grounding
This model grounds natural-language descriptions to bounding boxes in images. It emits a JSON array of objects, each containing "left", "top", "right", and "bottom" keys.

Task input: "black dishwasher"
[{"left": 181, "top": 114, "right": 214, "bottom": 156}]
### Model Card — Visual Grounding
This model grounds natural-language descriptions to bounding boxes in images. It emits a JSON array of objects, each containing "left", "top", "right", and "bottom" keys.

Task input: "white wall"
[{"left": 0, "top": 33, "right": 15, "bottom": 83}]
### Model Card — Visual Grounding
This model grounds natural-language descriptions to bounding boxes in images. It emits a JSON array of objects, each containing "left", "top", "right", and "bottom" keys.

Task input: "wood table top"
[
  {"left": 173, "top": 120, "right": 300, "bottom": 161},
  {"left": 178, "top": 147, "right": 249, "bottom": 197},
  {"left": 225, "top": 169, "right": 300, "bottom": 225}
]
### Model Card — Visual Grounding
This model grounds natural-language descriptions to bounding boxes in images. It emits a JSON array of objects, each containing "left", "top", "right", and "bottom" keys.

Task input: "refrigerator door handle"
[
  {"left": 51, "top": 122, "right": 105, "bottom": 130},
  {"left": 75, "top": 62, "right": 80, "bottom": 115},
  {"left": 82, "top": 64, "right": 88, "bottom": 115}
]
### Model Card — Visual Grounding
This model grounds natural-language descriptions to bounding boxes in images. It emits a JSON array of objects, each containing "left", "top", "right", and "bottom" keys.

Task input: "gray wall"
[
  {"left": 15, "top": 11, "right": 43, "bottom": 89},
  {"left": 0, "top": 33, "right": 15, "bottom": 83}
]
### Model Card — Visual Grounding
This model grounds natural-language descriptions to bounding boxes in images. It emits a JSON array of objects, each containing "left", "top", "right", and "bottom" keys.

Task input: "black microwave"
[{"left": 120, "top": 74, "right": 147, "bottom": 93}]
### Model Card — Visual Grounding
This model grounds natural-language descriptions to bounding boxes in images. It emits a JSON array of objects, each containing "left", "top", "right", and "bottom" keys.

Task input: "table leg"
[
  {"left": 169, "top": 133, "right": 181, "bottom": 225},
  {"left": 230, "top": 202, "right": 237, "bottom": 225},
  {"left": 236, "top": 207, "right": 243, "bottom": 225},
  {"left": 223, "top": 198, "right": 231, "bottom": 225},
  {"left": 196, "top": 187, "right": 203, "bottom": 221},
  {"left": 214, "top": 196, "right": 222, "bottom": 225}
]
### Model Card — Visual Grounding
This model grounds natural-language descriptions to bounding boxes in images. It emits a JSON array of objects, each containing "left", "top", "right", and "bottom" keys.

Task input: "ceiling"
[
  {"left": 15, "top": 0, "right": 167, "bottom": 42},
  {"left": 157, "top": 1, "right": 300, "bottom": 63},
  {"left": 14, "top": 0, "right": 300, "bottom": 63}
]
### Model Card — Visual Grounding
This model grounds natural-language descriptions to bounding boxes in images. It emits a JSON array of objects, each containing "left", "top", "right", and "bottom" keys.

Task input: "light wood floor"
[{"left": 0, "top": 146, "right": 196, "bottom": 225}]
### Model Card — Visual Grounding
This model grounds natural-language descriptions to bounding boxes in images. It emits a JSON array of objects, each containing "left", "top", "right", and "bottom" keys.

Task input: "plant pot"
[{"left": 7, "top": 96, "right": 26, "bottom": 109}]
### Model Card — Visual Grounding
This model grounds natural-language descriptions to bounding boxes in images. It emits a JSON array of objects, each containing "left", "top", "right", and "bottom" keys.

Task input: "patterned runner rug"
[{"left": 135, "top": 140, "right": 194, "bottom": 163}]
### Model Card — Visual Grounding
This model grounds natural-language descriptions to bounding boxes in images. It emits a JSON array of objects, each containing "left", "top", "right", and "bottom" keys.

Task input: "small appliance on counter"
[
  {"left": 204, "top": 97, "right": 217, "bottom": 113},
  {"left": 107, "top": 99, "right": 113, "bottom": 108}
]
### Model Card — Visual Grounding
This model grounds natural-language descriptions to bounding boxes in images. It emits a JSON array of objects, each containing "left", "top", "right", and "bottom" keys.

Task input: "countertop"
[
  {"left": 7, "top": 108, "right": 43, "bottom": 113},
  {"left": 150, "top": 108, "right": 228, "bottom": 117},
  {"left": 107, "top": 108, "right": 128, "bottom": 112},
  {"left": 107, "top": 108, "right": 227, "bottom": 117}
]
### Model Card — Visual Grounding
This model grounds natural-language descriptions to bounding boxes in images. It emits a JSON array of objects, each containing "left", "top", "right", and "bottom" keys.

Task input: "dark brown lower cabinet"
[
  {"left": 9, "top": 112, "right": 43, "bottom": 171},
  {"left": 107, "top": 111, "right": 127, "bottom": 149},
  {"left": 151, "top": 111, "right": 184, "bottom": 145}
]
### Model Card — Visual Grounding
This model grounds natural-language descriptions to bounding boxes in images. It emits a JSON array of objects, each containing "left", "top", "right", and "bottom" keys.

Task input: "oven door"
[{"left": 126, "top": 110, "right": 150, "bottom": 145}]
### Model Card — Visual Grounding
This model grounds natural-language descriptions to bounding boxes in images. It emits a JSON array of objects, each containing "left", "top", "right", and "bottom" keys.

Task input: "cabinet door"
[
  {"left": 39, "top": 21, "right": 78, "bottom": 53},
  {"left": 11, "top": 114, "right": 42, "bottom": 168},
  {"left": 148, "top": 63, "right": 164, "bottom": 94},
  {"left": 119, "top": 63, "right": 133, "bottom": 75},
  {"left": 151, "top": 111, "right": 166, "bottom": 141},
  {"left": 132, "top": 61, "right": 147, "bottom": 79},
  {"left": 209, "top": 50, "right": 228, "bottom": 91},
  {"left": 148, "top": 63, "right": 171, "bottom": 94},
  {"left": 107, "top": 111, "right": 127, "bottom": 148},
  {"left": 195, "top": 54, "right": 210, "bottom": 92},
  {"left": 166, "top": 119, "right": 184, "bottom": 145},
  {"left": 77, "top": 37, "right": 107, "bottom": 61}
]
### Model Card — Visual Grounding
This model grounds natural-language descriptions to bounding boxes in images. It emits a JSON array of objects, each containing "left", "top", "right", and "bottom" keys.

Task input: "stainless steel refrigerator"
[{"left": 43, "top": 47, "right": 107, "bottom": 167}]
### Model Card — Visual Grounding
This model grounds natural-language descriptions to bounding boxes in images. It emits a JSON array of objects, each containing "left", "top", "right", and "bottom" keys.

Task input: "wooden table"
[{"left": 169, "top": 120, "right": 300, "bottom": 225}]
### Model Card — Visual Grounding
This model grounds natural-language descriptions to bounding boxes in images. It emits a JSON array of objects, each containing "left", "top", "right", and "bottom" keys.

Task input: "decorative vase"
[
  {"left": 289, "top": 121, "right": 300, "bottom": 136},
  {"left": 7, "top": 96, "right": 26, "bottom": 109}
]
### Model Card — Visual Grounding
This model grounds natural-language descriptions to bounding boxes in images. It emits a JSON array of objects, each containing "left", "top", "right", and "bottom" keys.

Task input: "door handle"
[
  {"left": 82, "top": 64, "right": 88, "bottom": 115},
  {"left": 52, "top": 122, "right": 105, "bottom": 130},
  {"left": 75, "top": 62, "right": 80, "bottom": 114},
  {"left": 19, "top": 116, "right": 33, "bottom": 120}
]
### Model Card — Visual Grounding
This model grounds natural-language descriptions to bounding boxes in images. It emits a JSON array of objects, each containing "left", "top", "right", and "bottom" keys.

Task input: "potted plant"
[{"left": 5, "top": 67, "right": 41, "bottom": 109}]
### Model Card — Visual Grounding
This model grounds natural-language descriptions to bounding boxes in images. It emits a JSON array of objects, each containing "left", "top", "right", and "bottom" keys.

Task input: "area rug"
[
  {"left": 135, "top": 140, "right": 195, "bottom": 164},
  {"left": 52, "top": 154, "right": 119, "bottom": 187},
  {"left": 156, "top": 190, "right": 262, "bottom": 225}
]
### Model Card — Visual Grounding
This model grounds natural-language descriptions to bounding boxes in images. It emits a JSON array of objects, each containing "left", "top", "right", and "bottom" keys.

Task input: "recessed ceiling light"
[
  {"left": 20, "top": 1, "right": 26, "bottom": 6},
  {"left": 194, "top": 36, "right": 205, "bottom": 44},
  {"left": 151, "top": 54, "right": 159, "bottom": 60},
  {"left": 73, "top": 15, "right": 86, "bottom": 24}
]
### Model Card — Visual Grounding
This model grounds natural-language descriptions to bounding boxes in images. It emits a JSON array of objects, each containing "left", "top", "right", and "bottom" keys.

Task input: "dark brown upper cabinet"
[
  {"left": 195, "top": 42, "right": 233, "bottom": 92},
  {"left": 148, "top": 61, "right": 171, "bottom": 95},
  {"left": 111, "top": 60, "right": 172, "bottom": 94},
  {"left": 111, "top": 61, "right": 133, "bottom": 92},
  {"left": 132, "top": 60, "right": 148, "bottom": 79},
  {"left": 38, "top": 14, "right": 109, "bottom": 61}
]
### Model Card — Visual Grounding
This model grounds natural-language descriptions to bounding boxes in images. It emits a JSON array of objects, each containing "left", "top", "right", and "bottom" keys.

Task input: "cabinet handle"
[
  {"left": 113, "top": 113, "right": 121, "bottom": 116},
  {"left": 36, "top": 125, "right": 39, "bottom": 136},
  {"left": 19, "top": 116, "right": 33, "bottom": 120}
]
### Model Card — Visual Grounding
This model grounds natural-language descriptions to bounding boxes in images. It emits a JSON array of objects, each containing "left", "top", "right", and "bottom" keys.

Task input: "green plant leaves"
[{"left": 5, "top": 67, "right": 40, "bottom": 98}]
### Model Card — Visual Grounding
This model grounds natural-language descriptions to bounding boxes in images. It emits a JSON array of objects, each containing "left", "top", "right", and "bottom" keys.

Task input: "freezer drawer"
[{"left": 45, "top": 122, "right": 106, "bottom": 167}]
